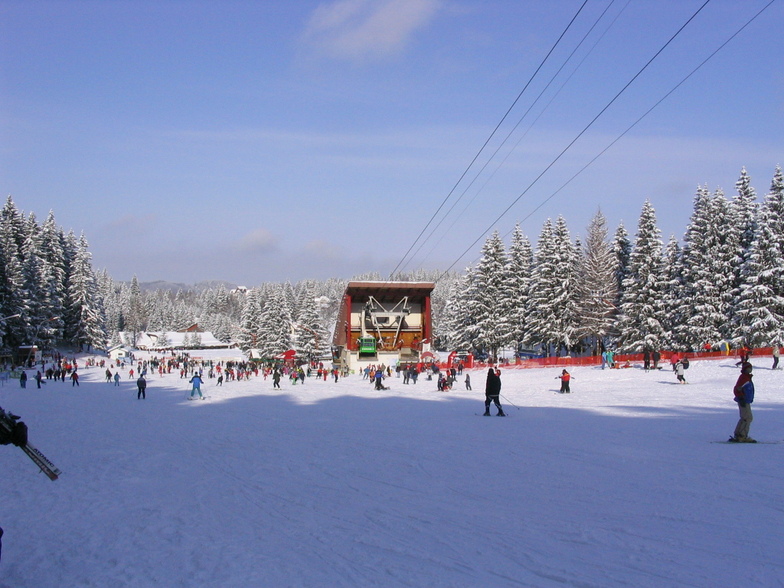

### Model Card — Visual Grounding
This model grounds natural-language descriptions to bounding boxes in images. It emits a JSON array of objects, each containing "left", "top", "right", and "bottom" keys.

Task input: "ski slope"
[{"left": 1, "top": 356, "right": 783, "bottom": 587}]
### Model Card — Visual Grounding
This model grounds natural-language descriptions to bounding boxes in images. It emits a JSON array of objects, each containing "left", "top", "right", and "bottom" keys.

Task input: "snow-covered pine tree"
[
  {"left": 526, "top": 217, "right": 580, "bottom": 355},
  {"left": 674, "top": 186, "right": 735, "bottom": 349},
  {"left": 123, "top": 275, "right": 147, "bottom": 347},
  {"left": 503, "top": 223, "right": 533, "bottom": 353},
  {"left": 612, "top": 222, "right": 631, "bottom": 313},
  {"left": 734, "top": 166, "right": 784, "bottom": 346},
  {"left": 156, "top": 331, "right": 172, "bottom": 349},
  {"left": 616, "top": 201, "right": 668, "bottom": 352},
  {"left": 439, "top": 271, "right": 472, "bottom": 352},
  {"left": 0, "top": 207, "right": 26, "bottom": 349},
  {"left": 462, "top": 232, "right": 508, "bottom": 359},
  {"left": 577, "top": 210, "right": 618, "bottom": 355},
  {"left": 256, "top": 284, "right": 292, "bottom": 357},
  {"left": 37, "top": 211, "right": 67, "bottom": 341},
  {"left": 728, "top": 168, "right": 759, "bottom": 330},
  {"left": 65, "top": 234, "right": 106, "bottom": 351},
  {"left": 660, "top": 235, "right": 682, "bottom": 350},
  {"left": 293, "top": 281, "right": 329, "bottom": 360},
  {"left": 238, "top": 287, "right": 264, "bottom": 353}
]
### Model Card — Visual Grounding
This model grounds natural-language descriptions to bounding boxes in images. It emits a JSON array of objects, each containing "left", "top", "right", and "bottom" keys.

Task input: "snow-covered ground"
[{"left": 1, "top": 356, "right": 783, "bottom": 587}]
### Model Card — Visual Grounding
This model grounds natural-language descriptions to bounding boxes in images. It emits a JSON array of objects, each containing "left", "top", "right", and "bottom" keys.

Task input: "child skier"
[{"left": 556, "top": 369, "right": 572, "bottom": 393}]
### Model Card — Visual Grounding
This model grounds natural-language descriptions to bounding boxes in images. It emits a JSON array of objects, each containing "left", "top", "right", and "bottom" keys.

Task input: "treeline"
[
  {"left": 3, "top": 165, "right": 782, "bottom": 359},
  {"left": 0, "top": 197, "right": 104, "bottom": 354},
  {"left": 441, "top": 166, "right": 784, "bottom": 357}
]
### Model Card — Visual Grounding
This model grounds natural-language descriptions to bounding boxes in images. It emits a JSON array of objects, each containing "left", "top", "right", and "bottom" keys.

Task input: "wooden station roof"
[{"left": 343, "top": 281, "right": 435, "bottom": 302}]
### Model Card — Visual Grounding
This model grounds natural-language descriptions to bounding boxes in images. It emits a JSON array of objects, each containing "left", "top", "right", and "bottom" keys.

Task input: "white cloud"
[
  {"left": 303, "top": 0, "right": 441, "bottom": 61},
  {"left": 236, "top": 228, "right": 279, "bottom": 253}
]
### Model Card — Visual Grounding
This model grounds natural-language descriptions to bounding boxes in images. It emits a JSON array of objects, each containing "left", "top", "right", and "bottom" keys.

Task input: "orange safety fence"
[{"left": 441, "top": 347, "right": 770, "bottom": 371}]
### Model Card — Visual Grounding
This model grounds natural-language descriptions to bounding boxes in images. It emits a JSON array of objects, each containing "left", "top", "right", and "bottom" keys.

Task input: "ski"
[
  {"left": 711, "top": 440, "right": 782, "bottom": 445},
  {"left": 0, "top": 408, "right": 61, "bottom": 480},
  {"left": 20, "top": 442, "right": 62, "bottom": 480}
]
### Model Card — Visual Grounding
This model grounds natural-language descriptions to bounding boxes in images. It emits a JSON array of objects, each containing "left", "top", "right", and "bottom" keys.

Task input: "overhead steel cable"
[
  {"left": 407, "top": 0, "right": 630, "bottom": 269},
  {"left": 388, "top": 0, "right": 591, "bottom": 279},
  {"left": 491, "top": 0, "right": 778, "bottom": 247},
  {"left": 433, "top": 0, "right": 715, "bottom": 280}
]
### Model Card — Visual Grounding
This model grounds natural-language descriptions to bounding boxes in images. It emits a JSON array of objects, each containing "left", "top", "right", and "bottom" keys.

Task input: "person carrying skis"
[
  {"left": 556, "top": 369, "right": 572, "bottom": 393},
  {"left": 483, "top": 368, "right": 505, "bottom": 416},
  {"left": 730, "top": 362, "right": 755, "bottom": 442},
  {"left": 189, "top": 373, "right": 204, "bottom": 399}
]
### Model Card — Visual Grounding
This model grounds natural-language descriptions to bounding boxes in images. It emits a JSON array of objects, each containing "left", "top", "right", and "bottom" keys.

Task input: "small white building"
[{"left": 107, "top": 345, "right": 132, "bottom": 362}]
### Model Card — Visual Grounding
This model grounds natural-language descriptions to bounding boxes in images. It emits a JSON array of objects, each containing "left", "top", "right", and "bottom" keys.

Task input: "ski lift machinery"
[{"left": 361, "top": 296, "right": 411, "bottom": 347}]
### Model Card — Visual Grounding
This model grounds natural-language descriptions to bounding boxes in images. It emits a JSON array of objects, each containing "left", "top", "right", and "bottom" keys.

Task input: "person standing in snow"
[
  {"left": 137, "top": 375, "right": 147, "bottom": 399},
  {"left": 19, "top": 371, "right": 27, "bottom": 388},
  {"left": 272, "top": 369, "right": 281, "bottom": 389},
  {"left": 113, "top": 372, "right": 120, "bottom": 386},
  {"left": 730, "top": 362, "right": 755, "bottom": 442},
  {"left": 189, "top": 373, "right": 204, "bottom": 399},
  {"left": 465, "top": 373, "right": 471, "bottom": 390},
  {"left": 483, "top": 368, "right": 505, "bottom": 416},
  {"left": 556, "top": 369, "right": 572, "bottom": 393},
  {"left": 772, "top": 346, "right": 780, "bottom": 370}
]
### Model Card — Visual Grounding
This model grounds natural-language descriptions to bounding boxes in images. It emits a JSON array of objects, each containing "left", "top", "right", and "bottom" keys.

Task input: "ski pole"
[{"left": 500, "top": 393, "right": 520, "bottom": 410}]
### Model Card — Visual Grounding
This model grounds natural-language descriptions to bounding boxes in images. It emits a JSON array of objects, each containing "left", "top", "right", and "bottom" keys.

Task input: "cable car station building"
[{"left": 332, "top": 281, "right": 435, "bottom": 372}]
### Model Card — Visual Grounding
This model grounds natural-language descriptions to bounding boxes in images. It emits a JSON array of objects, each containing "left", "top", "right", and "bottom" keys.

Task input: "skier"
[
  {"left": 374, "top": 369, "right": 385, "bottom": 390},
  {"left": 19, "top": 371, "right": 26, "bottom": 389},
  {"left": 113, "top": 372, "right": 121, "bottom": 386},
  {"left": 272, "top": 369, "right": 281, "bottom": 389},
  {"left": 652, "top": 349, "right": 661, "bottom": 370},
  {"left": 556, "top": 369, "right": 572, "bottom": 393},
  {"left": 137, "top": 375, "right": 147, "bottom": 399},
  {"left": 35, "top": 371, "right": 44, "bottom": 389},
  {"left": 189, "top": 373, "right": 204, "bottom": 399},
  {"left": 483, "top": 368, "right": 505, "bottom": 416},
  {"left": 730, "top": 362, "right": 755, "bottom": 442},
  {"left": 465, "top": 373, "right": 472, "bottom": 390},
  {"left": 70, "top": 371, "right": 79, "bottom": 386},
  {"left": 643, "top": 349, "right": 651, "bottom": 371},
  {"left": 772, "top": 346, "right": 780, "bottom": 370},
  {"left": 675, "top": 360, "right": 686, "bottom": 384}
]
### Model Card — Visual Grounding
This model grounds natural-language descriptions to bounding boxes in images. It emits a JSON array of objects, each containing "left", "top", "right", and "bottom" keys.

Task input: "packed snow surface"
[{"left": 2, "top": 356, "right": 783, "bottom": 587}]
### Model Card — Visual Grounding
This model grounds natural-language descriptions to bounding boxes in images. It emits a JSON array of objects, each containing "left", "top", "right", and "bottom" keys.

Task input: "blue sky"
[{"left": 1, "top": 0, "right": 782, "bottom": 286}]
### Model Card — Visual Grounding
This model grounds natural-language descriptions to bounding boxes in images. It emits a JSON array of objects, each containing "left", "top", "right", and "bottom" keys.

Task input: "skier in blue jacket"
[{"left": 189, "top": 373, "right": 204, "bottom": 399}]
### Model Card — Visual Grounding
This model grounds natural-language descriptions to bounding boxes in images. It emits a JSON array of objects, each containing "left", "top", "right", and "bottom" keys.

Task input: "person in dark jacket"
[
  {"left": 483, "top": 368, "right": 505, "bottom": 416},
  {"left": 136, "top": 376, "right": 147, "bottom": 400},
  {"left": 730, "top": 363, "right": 755, "bottom": 442}
]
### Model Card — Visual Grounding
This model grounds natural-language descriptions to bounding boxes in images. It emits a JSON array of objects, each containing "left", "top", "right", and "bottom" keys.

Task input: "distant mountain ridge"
[{"left": 135, "top": 280, "right": 239, "bottom": 293}]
